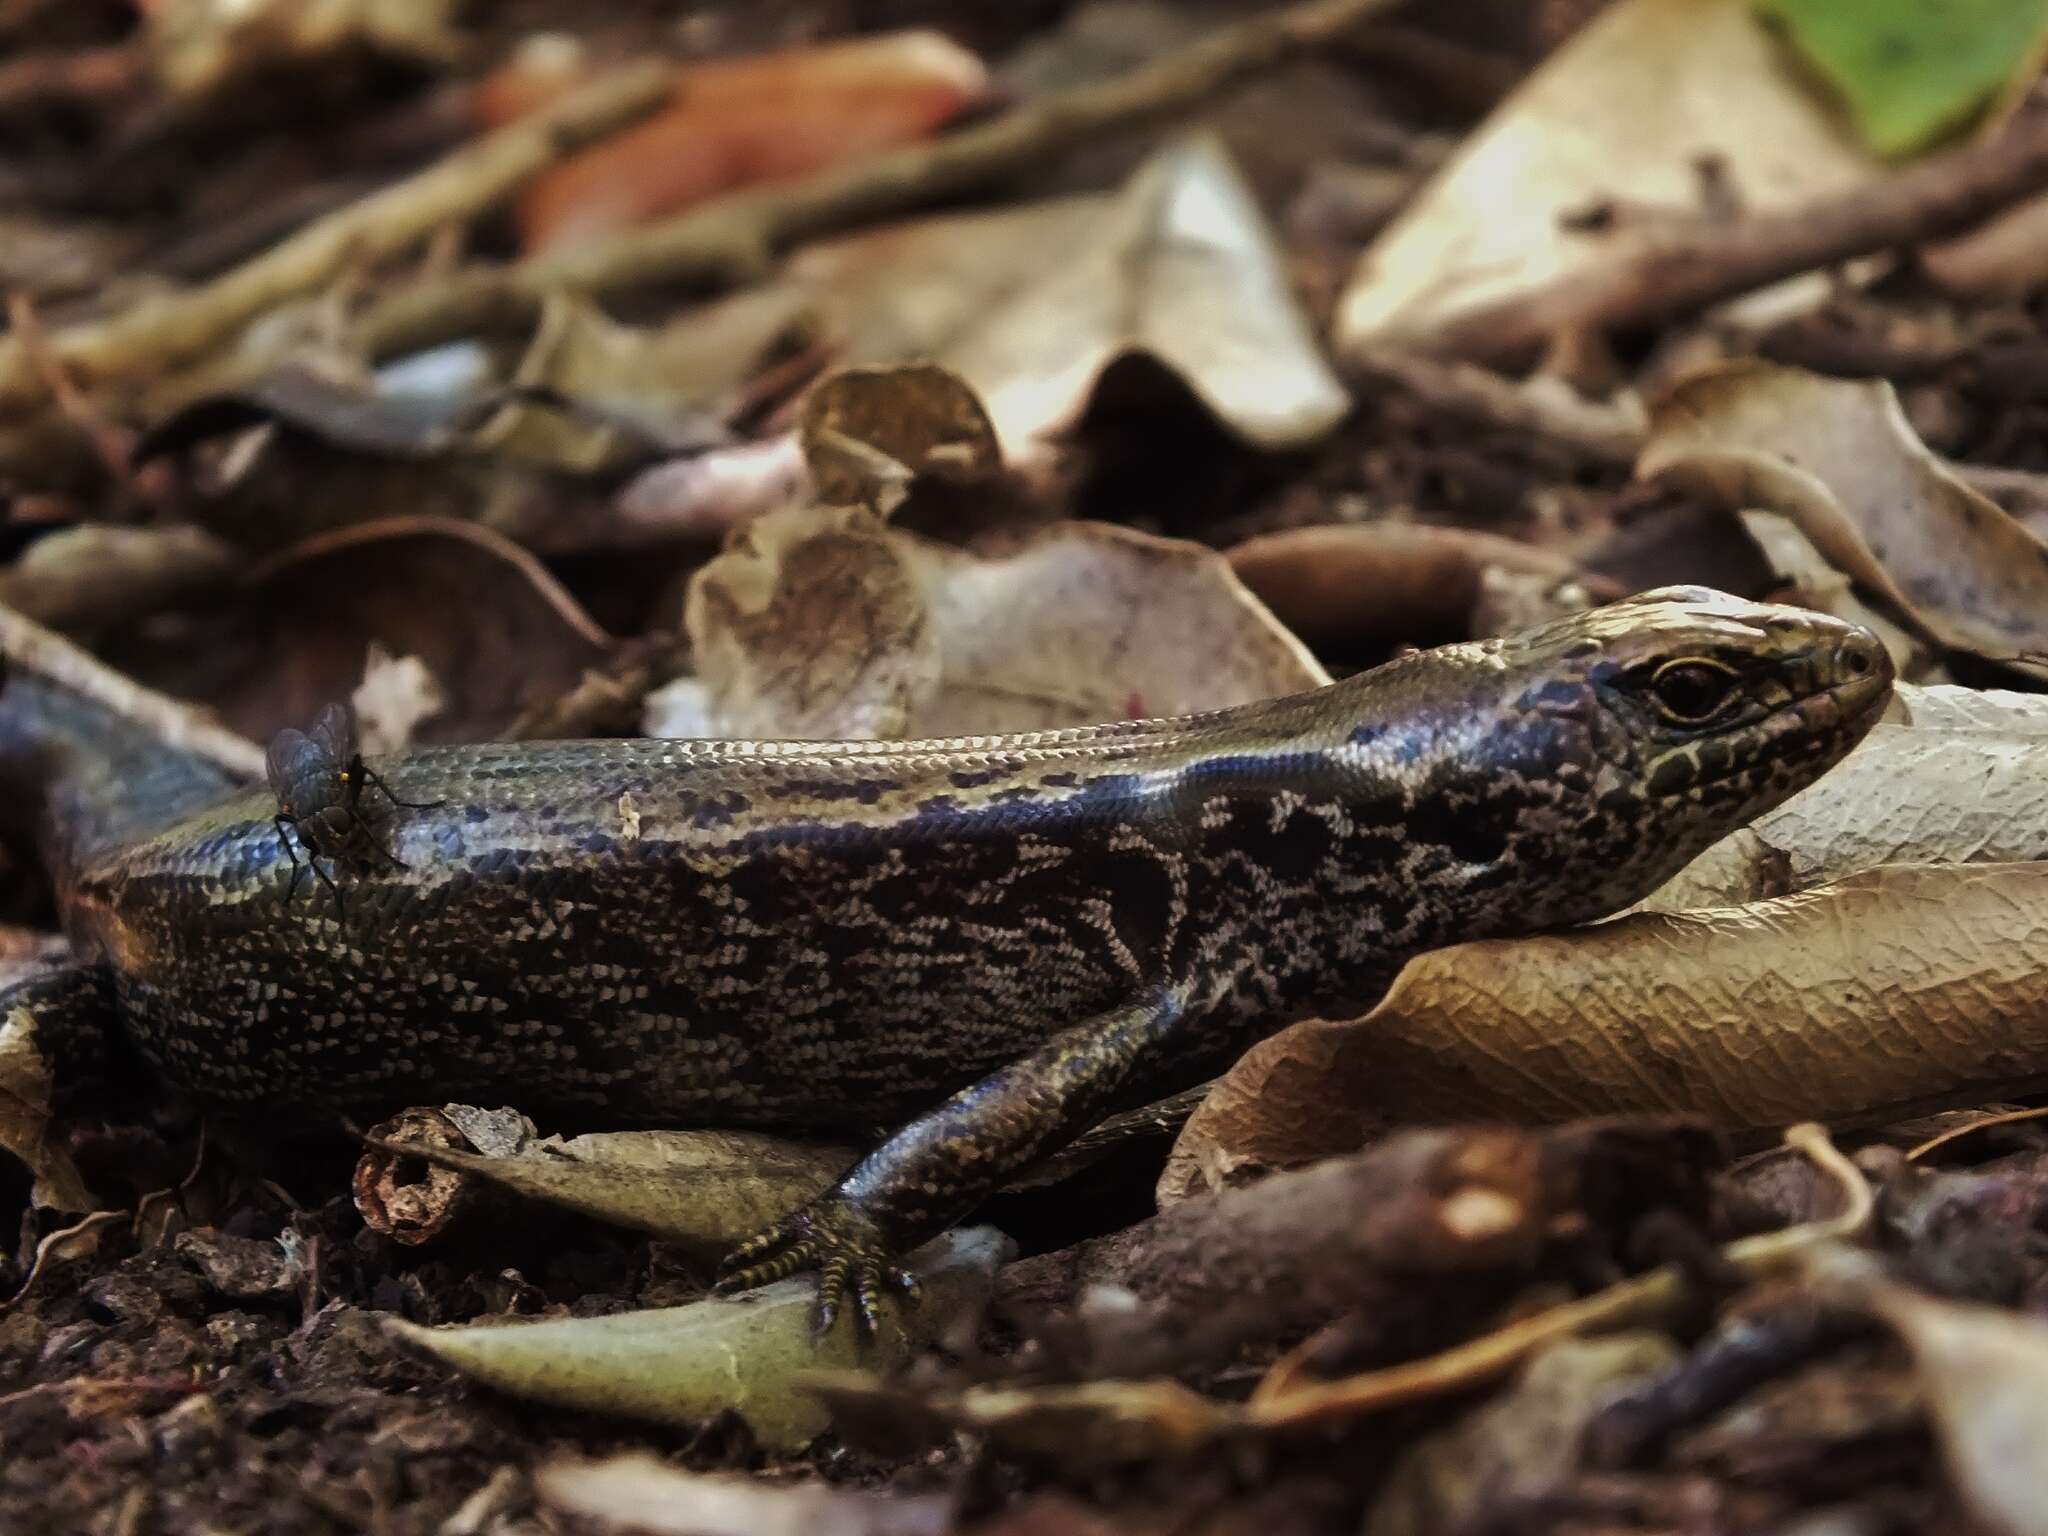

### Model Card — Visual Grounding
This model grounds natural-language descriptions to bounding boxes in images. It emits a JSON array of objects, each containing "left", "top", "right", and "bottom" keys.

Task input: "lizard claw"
[{"left": 714, "top": 1197, "right": 918, "bottom": 1337}]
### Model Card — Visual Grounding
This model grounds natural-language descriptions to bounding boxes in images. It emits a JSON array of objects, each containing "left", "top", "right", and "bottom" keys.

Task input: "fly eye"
[{"left": 1649, "top": 659, "right": 1742, "bottom": 724}]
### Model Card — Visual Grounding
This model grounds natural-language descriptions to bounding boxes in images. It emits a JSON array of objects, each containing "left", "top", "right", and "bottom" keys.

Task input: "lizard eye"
[{"left": 1649, "top": 658, "right": 1741, "bottom": 724}]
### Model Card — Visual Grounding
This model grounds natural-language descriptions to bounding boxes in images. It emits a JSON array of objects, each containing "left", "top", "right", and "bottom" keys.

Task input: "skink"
[{"left": 0, "top": 587, "right": 1892, "bottom": 1328}]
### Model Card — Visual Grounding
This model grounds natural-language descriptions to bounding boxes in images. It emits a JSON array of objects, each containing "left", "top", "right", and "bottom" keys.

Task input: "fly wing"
[
  {"left": 308, "top": 702, "right": 356, "bottom": 764},
  {"left": 265, "top": 728, "right": 319, "bottom": 804}
]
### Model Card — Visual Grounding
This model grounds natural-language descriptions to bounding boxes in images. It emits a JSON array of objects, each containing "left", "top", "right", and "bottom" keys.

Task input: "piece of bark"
[{"left": 999, "top": 1119, "right": 1717, "bottom": 1345}]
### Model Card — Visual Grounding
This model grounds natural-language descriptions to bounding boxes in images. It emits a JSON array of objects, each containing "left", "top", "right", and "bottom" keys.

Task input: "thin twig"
[
  {"left": 0, "top": 60, "right": 677, "bottom": 412},
  {"left": 1906, "top": 1103, "right": 2048, "bottom": 1163},
  {"left": 348, "top": 0, "right": 1407, "bottom": 363},
  {"left": 1397, "top": 105, "right": 2048, "bottom": 364},
  {"left": 0, "top": 601, "right": 265, "bottom": 777},
  {"left": 1244, "top": 1123, "right": 1871, "bottom": 1429}
]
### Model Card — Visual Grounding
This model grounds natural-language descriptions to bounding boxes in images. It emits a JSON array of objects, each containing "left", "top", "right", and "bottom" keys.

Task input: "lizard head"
[{"left": 1332, "top": 586, "right": 1894, "bottom": 933}]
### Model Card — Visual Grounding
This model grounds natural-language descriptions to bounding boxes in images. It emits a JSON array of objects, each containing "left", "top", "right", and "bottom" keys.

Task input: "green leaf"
[{"left": 1755, "top": 0, "right": 2048, "bottom": 157}]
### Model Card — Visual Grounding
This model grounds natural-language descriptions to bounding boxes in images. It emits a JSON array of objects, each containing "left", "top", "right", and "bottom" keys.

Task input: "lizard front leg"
[{"left": 715, "top": 990, "right": 1184, "bottom": 1333}]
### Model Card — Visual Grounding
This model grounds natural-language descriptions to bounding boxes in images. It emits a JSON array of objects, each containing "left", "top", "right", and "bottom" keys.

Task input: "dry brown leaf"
[
  {"left": 1168, "top": 863, "right": 2048, "bottom": 1198},
  {"left": 116, "top": 518, "right": 610, "bottom": 746},
  {"left": 1641, "top": 361, "right": 2048, "bottom": 674},
  {"left": 794, "top": 133, "right": 1347, "bottom": 463},
  {"left": 1334, "top": 0, "right": 1880, "bottom": 357},
  {"left": 799, "top": 364, "right": 1001, "bottom": 511},
  {"left": 482, "top": 32, "right": 989, "bottom": 255},
  {"left": 670, "top": 506, "right": 1326, "bottom": 740},
  {"left": 1226, "top": 523, "right": 1609, "bottom": 652}
]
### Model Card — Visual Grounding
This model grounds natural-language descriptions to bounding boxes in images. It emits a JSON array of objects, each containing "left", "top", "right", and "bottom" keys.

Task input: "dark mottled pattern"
[{"left": 1, "top": 588, "right": 1892, "bottom": 1327}]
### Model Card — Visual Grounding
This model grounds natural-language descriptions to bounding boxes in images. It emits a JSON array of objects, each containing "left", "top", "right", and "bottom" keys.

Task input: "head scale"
[{"left": 1339, "top": 586, "right": 1893, "bottom": 935}]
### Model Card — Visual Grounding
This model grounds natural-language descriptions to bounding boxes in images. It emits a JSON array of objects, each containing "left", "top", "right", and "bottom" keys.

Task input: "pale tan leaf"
[
  {"left": 386, "top": 1226, "right": 1011, "bottom": 1450},
  {"left": 1888, "top": 680, "right": 2048, "bottom": 732},
  {"left": 391, "top": 1128, "right": 851, "bottom": 1256},
  {"left": 536, "top": 1454, "right": 952, "bottom": 1536},
  {"left": 1335, "top": 0, "right": 1880, "bottom": 357},
  {"left": 1170, "top": 864, "right": 2048, "bottom": 1197},
  {"left": 469, "top": 291, "right": 776, "bottom": 474},
  {"left": 903, "top": 523, "right": 1328, "bottom": 734},
  {"left": 684, "top": 504, "right": 936, "bottom": 740},
  {"left": 683, "top": 508, "right": 1326, "bottom": 740},
  {"left": 1644, "top": 721, "right": 2048, "bottom": 910},
  {"left": 1640, "top": 361, "right": 2048, "bottom": 672},
  {"left": 1872, "top": 1286, "right": 2048, "bottom": 1536},
  {"left": 797, "top": 134, "right": 1347, "bottom": 462}
]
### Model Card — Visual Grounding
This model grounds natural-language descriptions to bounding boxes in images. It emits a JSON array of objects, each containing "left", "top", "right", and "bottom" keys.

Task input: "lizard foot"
[{"left": 713, "top": 1196, "right": 921, "bottom": 1336}]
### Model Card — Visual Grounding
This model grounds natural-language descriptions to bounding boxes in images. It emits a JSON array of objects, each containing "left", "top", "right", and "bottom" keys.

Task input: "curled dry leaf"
[
  {"left": 1335, "top": 0, "right": 1880, "bottom": 358},
  {"left": 1923, "top": 190, "right": 2048, "bottom": 299},
  {"left": 1640, "top": 361, "right": 2048, "bottom": 674},
  {"left": 386, "top": 1226, "right": 1012, "bottom": 1450},
  {"left": 794, "top": 133, "right": 1348, "bottom": 463},
  {"left": 1171, "top": 863, "right": 2048, "bottom": 1194},
  {"left": 0, "top": 981, "right": 97, "bottom": 1213},
  {"left": 355, "top": 1107, "right": 486, "bottom": 1246},
  {"left": 385, "top": 1128, "right": 852, "bottom": 1256},
  {"left": 535, "top": 1453, "right": 953, "bottom": 1536},
  {"left": 1226, "top": 522, "right": 1610, "bottom": 652},
  {"left": 799, "top": 364, "right": 1002, "bottom": 512},
  {"left": 674, "top": 505, "right": 1325, "bottom": 741},
  {"left": 116, "top": 518, "right": 609, "bottom": 747}
]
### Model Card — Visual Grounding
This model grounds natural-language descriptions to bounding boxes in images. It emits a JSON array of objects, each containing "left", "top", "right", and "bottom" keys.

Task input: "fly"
[{"left": 267, "top": 703, "right": 443, "bottom": 917}]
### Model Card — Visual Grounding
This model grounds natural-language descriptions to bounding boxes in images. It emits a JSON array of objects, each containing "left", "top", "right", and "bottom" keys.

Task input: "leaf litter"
[{"left": 9, "top": 0, "right": 2048, "bottom": 1531}]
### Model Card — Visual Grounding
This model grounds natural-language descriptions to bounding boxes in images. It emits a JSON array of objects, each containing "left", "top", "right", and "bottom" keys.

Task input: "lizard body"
[{"left": 0, "top": 588, "right": 1891, "bottom": 1327}]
